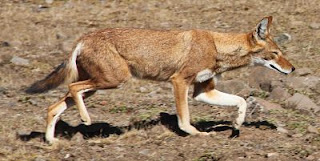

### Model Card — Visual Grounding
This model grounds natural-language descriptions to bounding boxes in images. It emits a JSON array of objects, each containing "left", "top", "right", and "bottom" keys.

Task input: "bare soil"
[{"left": 0, "top": 0, "right": 319, "bottom": 160}]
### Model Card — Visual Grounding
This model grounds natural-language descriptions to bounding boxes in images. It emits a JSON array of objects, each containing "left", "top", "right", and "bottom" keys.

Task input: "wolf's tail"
[{"left": 25, "top": 42, "right": 83, "bottom": 94}]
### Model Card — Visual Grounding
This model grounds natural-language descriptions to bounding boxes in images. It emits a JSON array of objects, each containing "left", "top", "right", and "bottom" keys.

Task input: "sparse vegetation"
[
  {"left": 109, "top": 105, "right": 133, "bottom": 114},
  {"left": 0, "top": 0, "right": 319, "bottom": 160}
]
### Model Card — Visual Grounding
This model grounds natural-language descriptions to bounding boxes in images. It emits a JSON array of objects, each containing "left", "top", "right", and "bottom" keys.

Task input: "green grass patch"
[{"left": 109, "top": 105, "right": 133, "bottom": 114}]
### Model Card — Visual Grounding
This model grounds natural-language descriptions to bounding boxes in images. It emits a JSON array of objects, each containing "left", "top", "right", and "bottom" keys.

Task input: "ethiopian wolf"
[{"left": 26, "top": 16, "right": 295, "bottom": 144}]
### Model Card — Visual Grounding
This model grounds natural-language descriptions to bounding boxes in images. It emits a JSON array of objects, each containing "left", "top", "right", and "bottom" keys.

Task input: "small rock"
[
  {"left": 307, "top": 125, "right": 319, "bottom": 134},
  {"left": 139, "top": 87, "right": 148, "bottom": 93},
  {"left": 270, "top": 80, "right": 285, "bottom": 88},
  {"left": 295, "top": 68, "right": 312, "bottom": 76},
  {"left": 64, "top": 154, "right": 71, "bottom": 159},
  {"left": 28, "top": 99, "right": 38, "bottom": 106},
  {"left": 0, "top": 54, "right": 11, "bottom": 65},
  {"left": 248, "top": 66, "right": 285, "bottom": 91},
  {"left": 56, "top": 32, "right": 68, "bottom": 40},
  {"left": 268, "top": 87, "right": 291, "bottom": 102},
  {"left": 38, "top": 5, "right": 49, "bottom": 9},
  {"left": 292, "top": 133, "right": 303, "bottom": 138},
  {"left": 237, "top": 88, "right": 255, "bottom": 98},
  {"left": 260, "top": 82, "right": 272, "bottom": 92},
  {"left": 306, "top": 155, "right": 315, "bottom": 161},
  {"left": 277, "top": 127, "right": 289, "bottom": 134},
  {"left": 266, "top": 152, "right": 279, "bottom": 158},
  {"left": 285, "top": 77, "right": 304, "bottom": 89},
  {"left": 274, "top": 33, "right": 291, "bottom": 44},
  {"left": 0, "top": 41, "right": 10, "bottom": 47},
  {"left": 286, "top": 93, "right": 320, "bottom": 113},
  {"left": 285, "top": 76, "right": 320, "bottom": 92},
  {"left": 246, "top": 96, "right": 263, "bottom": 115},
  {"left": 249, "top": 97, "right": 283, "bottom": 112},
  {"left": 303, "top": 76, "right": 320, "bottom": 90},
  {"left": 276, "top": 121, "right": 286, "bottom": 127},
  {"left": 139, "top": 149, "right": 151, "bottom": 156},
  {"left": 99, "top": 101, "right": 107, "bottom": 106},
  {"left": 309, "top": 22, "right": 320, "bottom": 30},
  {"left": 71, "top": 132, "right": 84, "bottom": 143},
  {"left": 10, "top": 56, "right": 30, "bottom": 66},
  {"left": 216, "top": 79, "right": 249, "bottom": 95},
  {"left": 115, "top": 147, "right": 125, "bottom": 152},
  {"left": 45, "top": 0, "right": 54, "bottom": 4}
]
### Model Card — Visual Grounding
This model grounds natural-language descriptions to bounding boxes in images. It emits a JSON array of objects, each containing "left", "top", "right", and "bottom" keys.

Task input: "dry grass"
[{"left": 0, "top": 0, "right": 319, "bottom": 160}]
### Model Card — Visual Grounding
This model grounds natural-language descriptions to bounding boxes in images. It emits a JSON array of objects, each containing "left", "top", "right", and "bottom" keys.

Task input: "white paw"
[
  {"left": 196, "top": 131, "right": 216, "bottom": 136},
  {"left": 196, "top": 131, "right": 210, "bottom": 136},
  {"left": 81, "top": 118, "right": 92, "bottom": 126}
]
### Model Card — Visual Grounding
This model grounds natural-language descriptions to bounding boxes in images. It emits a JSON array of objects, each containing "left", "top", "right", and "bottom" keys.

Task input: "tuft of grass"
[
  {"left": 109, "top": 106, "right": 133, "bottom": 114},
  {"left": 137, "top": 109, "right": 163, "bottom": 121},
  {"left": 287, "top": 121, "right": 308, "bottom": 134},
  {"left": 267, "top": 109, "right": 315, "bottom": 134},
  {"left": 88, "top": 135, "right": 118, "bottom": 145},
  {"left": 195, "top": 152, "right": 222, "bottom": 161},
  {"left": 18, "top": 96, "right": 31, "bottom": 103},
  {"left": 131, "top": 104, "right": 163, "bottom": 121},
  {"left": 256, "top": 91, "right": 269, "bottom": 99}
]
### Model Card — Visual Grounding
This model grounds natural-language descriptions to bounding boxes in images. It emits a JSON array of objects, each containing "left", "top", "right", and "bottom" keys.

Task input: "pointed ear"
[{"left": 254, "top": 16, "right": 273, "bottom": 40}]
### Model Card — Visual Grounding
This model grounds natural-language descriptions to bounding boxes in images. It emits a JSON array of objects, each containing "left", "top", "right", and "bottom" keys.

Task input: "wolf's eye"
[{"left": 272, "top": 52, "right": 278, "bottom": 55}]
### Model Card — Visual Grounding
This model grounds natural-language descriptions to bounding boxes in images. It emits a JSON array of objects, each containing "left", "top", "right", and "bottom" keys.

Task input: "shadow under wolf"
[{"left": 17, "top": 112, "right": 276, "bottom": 142}]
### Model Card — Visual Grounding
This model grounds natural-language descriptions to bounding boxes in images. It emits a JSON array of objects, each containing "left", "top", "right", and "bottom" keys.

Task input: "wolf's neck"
[{"left": 211, "top": 32, "right": 252, "bottom": 73}]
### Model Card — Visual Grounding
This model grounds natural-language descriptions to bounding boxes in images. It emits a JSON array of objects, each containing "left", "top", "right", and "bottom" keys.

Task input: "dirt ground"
[{"left": 0, "top": 0, "right": 320, "bottom": 160}]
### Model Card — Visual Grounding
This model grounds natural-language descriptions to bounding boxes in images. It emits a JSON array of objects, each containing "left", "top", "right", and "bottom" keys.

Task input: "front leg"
[
  {"left": 171, "top": 74, "right": 208, "bottom": 136},
  {"left": 193, "top": 79, "right": 247, "bottom": 132}
]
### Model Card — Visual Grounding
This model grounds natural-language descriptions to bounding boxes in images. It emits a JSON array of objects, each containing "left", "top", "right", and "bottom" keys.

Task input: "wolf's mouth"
[{"left": 270, "top": 64, "right": 288, "bottom": 75}]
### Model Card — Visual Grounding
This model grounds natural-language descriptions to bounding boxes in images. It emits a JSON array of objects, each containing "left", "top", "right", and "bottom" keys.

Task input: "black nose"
[{"left": 292, "top": 67, "right": 295, "bottom": 72}]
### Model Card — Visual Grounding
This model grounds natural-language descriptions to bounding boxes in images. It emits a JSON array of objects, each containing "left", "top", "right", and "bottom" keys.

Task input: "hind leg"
[
  {"left": 46, "top": 90, "right": 95, "bottom": 144},
  {"left": 73, "top": 47, "right": 133, "bottom": 123},
  {"left": 69, "top": 75, "right": 130, "bottom": 125},
  {"left": 46, "top": 93, "right": 73, "bottom": 144},
  {"left": 69, "top": 80, "right": 96, "bottom": 125}
]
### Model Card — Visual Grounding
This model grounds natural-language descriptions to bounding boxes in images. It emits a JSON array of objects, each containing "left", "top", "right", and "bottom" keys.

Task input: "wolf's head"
[{"left": 249, "top": 16, "right": 295, "bottom": 74}]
